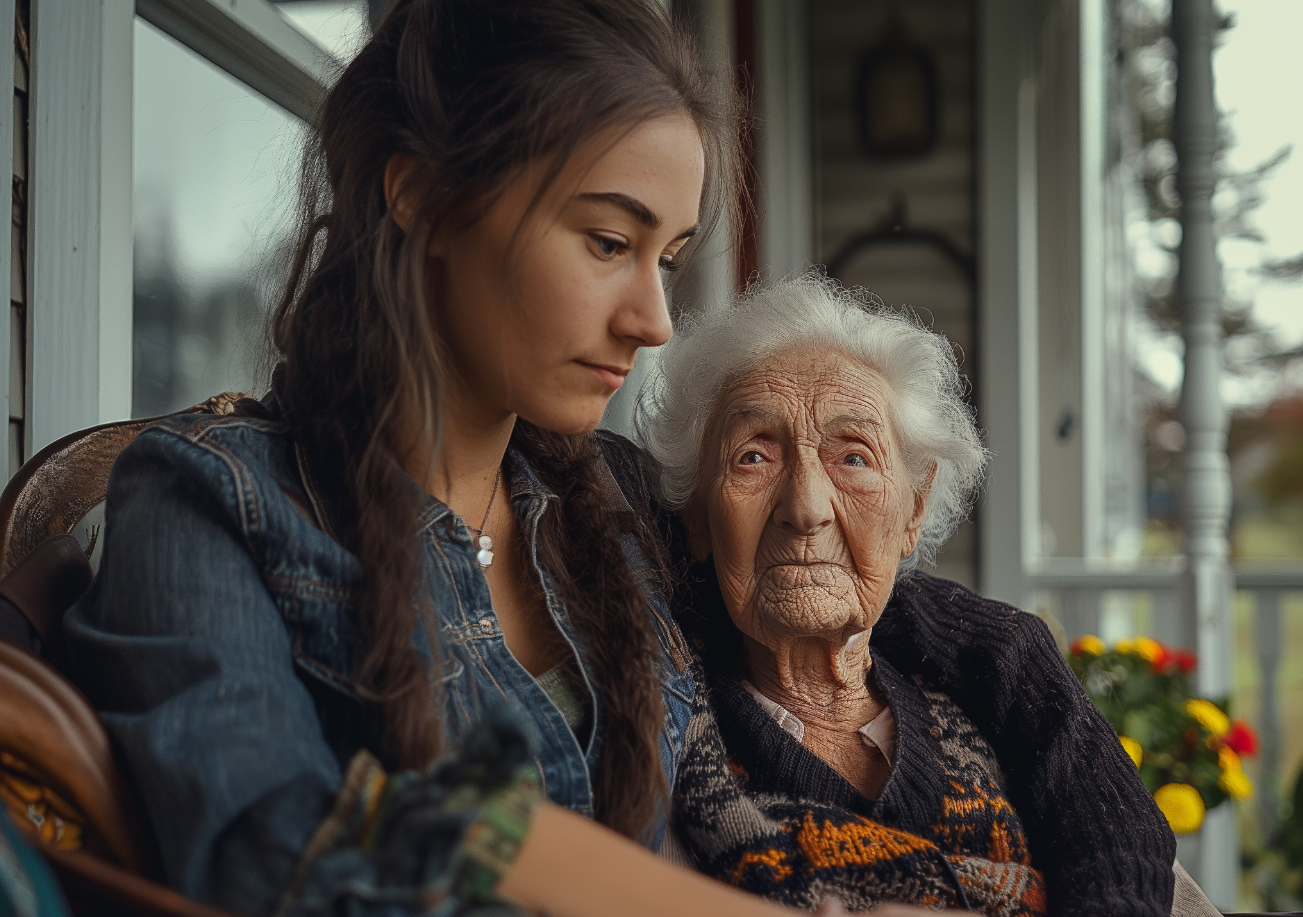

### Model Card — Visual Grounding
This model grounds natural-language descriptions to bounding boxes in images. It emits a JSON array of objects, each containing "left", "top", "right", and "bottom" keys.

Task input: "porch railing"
[{"left": 1029, "top": 563, "right": 1303, "bottom": 898}]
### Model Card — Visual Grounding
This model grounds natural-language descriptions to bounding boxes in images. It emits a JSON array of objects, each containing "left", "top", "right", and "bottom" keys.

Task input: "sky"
[
  {"left": 1214, "top": 0, "right": 1303, "bottom": 357},
  {"left": 131, "top": 1, "right": 369, "bottom": 401},
  {"left": 132, "top": 1, "right": 368, "bottom": 290}
]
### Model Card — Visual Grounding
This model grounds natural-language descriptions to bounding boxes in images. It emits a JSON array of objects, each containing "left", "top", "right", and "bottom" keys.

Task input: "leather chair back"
[{"left": 0, "top": 394, "right": 246, "bottom": 916}]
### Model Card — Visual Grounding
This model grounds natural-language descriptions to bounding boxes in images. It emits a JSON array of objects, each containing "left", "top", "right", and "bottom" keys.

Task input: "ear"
[
  {"left": 681, "top": 496, "right": 713, "bottom": 563},
  {"left": 900, "top": 462, "right": 937, "bottom": 559},
  {"left": 383, "top": 153, "right": 421, "bottom": 236}
]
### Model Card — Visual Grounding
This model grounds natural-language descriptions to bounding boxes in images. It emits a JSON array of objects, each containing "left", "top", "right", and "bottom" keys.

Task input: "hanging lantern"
[{"left": 856, "top": 15, "right": 938, "bottom": 158}]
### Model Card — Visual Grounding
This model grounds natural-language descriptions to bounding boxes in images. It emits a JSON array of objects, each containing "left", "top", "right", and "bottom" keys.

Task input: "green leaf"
[{"left": 1123, "top": 709, "right": 1155, "bottom": 747}]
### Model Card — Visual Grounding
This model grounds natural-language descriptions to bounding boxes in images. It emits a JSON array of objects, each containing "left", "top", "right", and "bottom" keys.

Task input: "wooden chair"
[{"left": 0, "top": 394, "right": 246, "bottom": 917}]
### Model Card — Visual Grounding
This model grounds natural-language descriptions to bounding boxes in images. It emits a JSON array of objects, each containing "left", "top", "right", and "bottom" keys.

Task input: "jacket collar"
[{"left": 293, "top": 437, "right": 557, "bottom": 546}]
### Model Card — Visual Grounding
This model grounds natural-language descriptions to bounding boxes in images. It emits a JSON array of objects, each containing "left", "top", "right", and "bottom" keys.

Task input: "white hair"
[{"left": 635, "top": 272, "right": 989, "bottom": 574}]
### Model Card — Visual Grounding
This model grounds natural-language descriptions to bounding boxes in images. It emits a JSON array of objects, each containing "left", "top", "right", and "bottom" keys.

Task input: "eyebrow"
[
  {"left": 723, "top": 406, "right": 781, "bottom": 423},
  {"left": 721, "top": 407, "right": 883, "bottom": 436},
  {"left": 575, "top": 191, "right": 700, "bottom": 241},
  {"left": 826, "top": 413, "right": 883, "bottom": 430}
]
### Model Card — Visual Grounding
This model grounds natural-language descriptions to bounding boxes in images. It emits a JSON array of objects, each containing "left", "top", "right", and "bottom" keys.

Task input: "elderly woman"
[{"left": 637, "top": 276, "right": 1181, "bottom": 917}]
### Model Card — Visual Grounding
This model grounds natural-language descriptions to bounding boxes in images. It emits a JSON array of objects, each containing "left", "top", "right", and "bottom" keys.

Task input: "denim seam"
[
  {"left": 184, "top": 429, "right": 265, "bottom": 539},
  {"left": 421, "top": 533, "right": 481, "bottom": 725},
  {"left": 291, "top": 650, "right": 362, "bottom": 698},
  {"left": 293, "top": 439, "right": 338, "bottom": 541},
  {"left": 265, "top": 574, "right": 359, "bottom": 603},
  {"left": 515, "top": 499, "right": 596, "bottom": 803},
  {"left": 145, "top": 422, "right": 264, "bottom": 537},
  {"left": 424, "top": 530, "right": 474, "bottom": 629}
]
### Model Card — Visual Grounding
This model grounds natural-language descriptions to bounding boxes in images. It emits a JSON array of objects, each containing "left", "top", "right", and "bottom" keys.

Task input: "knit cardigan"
[
  {"left": 668, "top": 566, "right": 1178, "bottom": 917},
  {"left": 597, "top": 438, "right": 1178, "bottom": 916},
  {"left": 673, "top": 653, "right": 1050, "bottom": 915}
]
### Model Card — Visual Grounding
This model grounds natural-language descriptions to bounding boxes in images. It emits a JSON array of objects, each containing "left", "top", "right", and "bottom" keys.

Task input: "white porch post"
[
  {"left": 28, "top": 0, "right": 135, "bottom": 454},
  {"left": 1171, "top": 0, "right": 1236, "bottom": 904},
  {"left": 977, "top": 0, "right": 1039, "bottom": 610},
  {"left": 754, "top": 0, "right": 812, "bottom": 279}
]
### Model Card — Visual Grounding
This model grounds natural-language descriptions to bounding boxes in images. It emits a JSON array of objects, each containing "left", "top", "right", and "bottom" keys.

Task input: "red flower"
[
  {"left": 1173, "top": 649, "right": 1198, "bottom": 674},
  {"left": 1223, "top": 720, "right": 1258, "bottom": 757},
  {"left": 1149, "top": 642, "right": 1175, "bottom": 673}
]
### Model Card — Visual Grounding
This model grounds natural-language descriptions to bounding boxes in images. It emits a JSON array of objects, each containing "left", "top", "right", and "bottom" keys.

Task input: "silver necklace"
[{"left": 468, "top": 467, "right": 502, "bottom": 568}]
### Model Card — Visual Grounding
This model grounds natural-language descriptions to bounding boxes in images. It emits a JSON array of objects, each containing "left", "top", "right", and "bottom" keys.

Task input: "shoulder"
[
  {"left": 886, "top": 571, "right": 1039, "bottom": 633},
  {"left": 131, "top": 410, "right": 294, "bottom": 466},
  {"left": 110, "top": 412, "right": 310, "bottom": 546},
  {"left": 876, "top": 572, "right": 1060, "bottom": 679},
  {"left": 593, "top": 429, "right": 661, "bottom": 514},
  {"left": 122, "top": 412, "right": 296, "bottom": 482}
]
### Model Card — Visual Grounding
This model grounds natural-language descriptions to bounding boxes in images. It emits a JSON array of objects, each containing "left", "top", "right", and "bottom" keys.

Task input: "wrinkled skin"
[{"left": 684, "top": 348, "right": 933, "bottom": 797}]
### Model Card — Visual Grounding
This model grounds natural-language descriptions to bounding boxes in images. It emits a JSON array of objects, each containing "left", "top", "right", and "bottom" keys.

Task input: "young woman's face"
[{"left": 437, "top": 114, "right": 705, "bottom": 434}]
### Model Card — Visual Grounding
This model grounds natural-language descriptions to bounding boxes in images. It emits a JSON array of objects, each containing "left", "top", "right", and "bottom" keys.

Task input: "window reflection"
[{"left": 131, "top": 2, "right": 368, "bottom": 417}]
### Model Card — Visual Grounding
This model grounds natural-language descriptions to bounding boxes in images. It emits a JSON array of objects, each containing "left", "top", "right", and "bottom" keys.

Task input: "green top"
[{"left": 536, "top": 661, "right": 593, "bottom": 746}]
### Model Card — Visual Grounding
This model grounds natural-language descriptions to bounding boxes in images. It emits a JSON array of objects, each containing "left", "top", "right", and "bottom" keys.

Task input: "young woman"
[{"left": 68, "top": 3, "right": 946, "bottom": 916}]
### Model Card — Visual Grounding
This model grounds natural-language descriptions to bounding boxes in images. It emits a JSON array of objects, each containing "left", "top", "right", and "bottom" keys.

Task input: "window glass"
[{"left": 131, "top": 2, "right": 368, "bottom": 417}]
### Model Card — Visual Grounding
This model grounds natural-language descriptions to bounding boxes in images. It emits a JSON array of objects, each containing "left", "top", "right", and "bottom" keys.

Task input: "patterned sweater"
[
  {"left": 597, "top": 438, "right": 1177, "bottom": 915},
  {"left": 666, "top": 567, "right": 1177, "bottom": 917},
  {"left": 673, "top": 655, "right": 1049, "bottom": 915}
]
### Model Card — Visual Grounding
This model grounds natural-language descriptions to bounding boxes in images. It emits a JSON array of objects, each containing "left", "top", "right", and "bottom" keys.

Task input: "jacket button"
[{"left": 929, "top": 726, "right": 943, "bottom": 739}]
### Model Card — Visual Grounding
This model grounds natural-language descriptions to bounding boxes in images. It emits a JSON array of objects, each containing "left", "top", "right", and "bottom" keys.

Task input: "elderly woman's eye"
[
  {"left": 739, "top": 450, "right": 765, "bottom": 465},
  {"left": 843, "top": 452, "right": 869, "bottom": 467}
]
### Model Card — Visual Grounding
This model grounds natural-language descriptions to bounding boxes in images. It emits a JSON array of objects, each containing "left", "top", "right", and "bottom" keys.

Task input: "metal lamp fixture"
[{"left": 856, "top": 14, "right": 938, "bottom": 158}]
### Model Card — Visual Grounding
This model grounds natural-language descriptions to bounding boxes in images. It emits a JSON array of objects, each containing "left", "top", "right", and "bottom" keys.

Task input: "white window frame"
[{"left": 23, "top": 0, "right": 339, "bottom": 458}]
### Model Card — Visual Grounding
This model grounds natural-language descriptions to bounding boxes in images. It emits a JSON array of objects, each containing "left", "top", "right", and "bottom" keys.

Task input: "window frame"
[{"left": 21, "top": 0, "right": 339, "bottom": 459}]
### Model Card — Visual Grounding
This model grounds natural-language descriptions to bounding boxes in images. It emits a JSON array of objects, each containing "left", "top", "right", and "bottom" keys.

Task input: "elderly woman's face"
[{"left": 686, "top": 348, "right": 929, "bottom": 649}]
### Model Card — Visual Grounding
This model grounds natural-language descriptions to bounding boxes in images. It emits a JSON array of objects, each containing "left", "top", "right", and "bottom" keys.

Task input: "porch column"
[
  {"left": 1171, "top": 0, "right": 1235, "bottom": 903},
  {"left": 977, "top": 0, "right": 1040, "bottom": 611}
]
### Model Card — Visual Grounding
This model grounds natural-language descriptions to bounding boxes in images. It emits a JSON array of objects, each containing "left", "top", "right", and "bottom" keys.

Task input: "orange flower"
[{"left": 1133, "top": 637, "right": 1164, "bottom": 664}]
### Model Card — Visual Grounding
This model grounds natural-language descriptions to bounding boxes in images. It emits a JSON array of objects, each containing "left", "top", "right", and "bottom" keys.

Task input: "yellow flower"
[
  {"left": 1076, "top": 634, "right": 1105, "bottom": 656},
  {"left": 1154, "top": 783, "right": 1206, "bottom": 835},
  {"left": 1119, "top": 735, "right": 1143, "bottom": 768},
  {"left": 1115, "top": 638, "right": 1137, "bottom": 655},
  {"left": 1219, "top": 768, "right": 1253, "bottom": 800},
  {"left": 1185, "top": 699, "right": 1230, "bottom": 738},
  {"left": 1133, "top": 636, "right": 1163, "bottom": 663},
  {"left": 1218, "top": 746, "right": 1241, "bottom": 773}
]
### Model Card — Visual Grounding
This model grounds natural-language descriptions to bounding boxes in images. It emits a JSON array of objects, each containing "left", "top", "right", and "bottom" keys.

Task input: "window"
[{"left": 131, "top": 1, "right": 366, "bottom": 416}]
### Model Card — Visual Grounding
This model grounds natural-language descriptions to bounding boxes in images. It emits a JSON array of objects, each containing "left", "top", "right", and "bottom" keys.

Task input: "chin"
[{"left": 517, "top": 400, "right": 609, "bottom": 437}]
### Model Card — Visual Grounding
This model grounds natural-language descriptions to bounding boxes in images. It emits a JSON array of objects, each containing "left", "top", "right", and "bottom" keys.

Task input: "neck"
[
  {"left": 743, "top": 630, "right": 878, "bottom": 736},
  {"left": 403, "top": 379, "right": 517, "bottom": 526}
]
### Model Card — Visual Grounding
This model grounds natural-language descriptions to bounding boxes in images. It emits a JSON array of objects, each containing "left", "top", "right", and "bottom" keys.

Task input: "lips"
[{"left": 579, "top": 361, "right": 632, "bottom": 391}]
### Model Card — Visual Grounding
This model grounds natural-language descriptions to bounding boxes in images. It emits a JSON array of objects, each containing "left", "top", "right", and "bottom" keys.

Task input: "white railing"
[{"left": 1029, "top": 563, "right": 1303, "bottom": 903}]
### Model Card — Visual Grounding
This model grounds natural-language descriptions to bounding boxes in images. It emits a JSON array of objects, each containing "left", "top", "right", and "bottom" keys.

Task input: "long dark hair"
[{"left": 270, "top": 0, "right": 740, "bottom": 838}]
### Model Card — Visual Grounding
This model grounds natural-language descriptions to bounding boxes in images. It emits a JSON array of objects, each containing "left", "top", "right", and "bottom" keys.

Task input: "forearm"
[
  {"left": 500, "top": 804, "right": 790, "bottom": 917},
  {"left": 501, "top": 805, "right": 941, "bottom": 917}
]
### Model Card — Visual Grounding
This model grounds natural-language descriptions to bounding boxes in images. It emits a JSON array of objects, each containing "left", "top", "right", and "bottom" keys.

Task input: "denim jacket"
[{"left": 63, "top": 412, "right": 695, "bottom": 916}]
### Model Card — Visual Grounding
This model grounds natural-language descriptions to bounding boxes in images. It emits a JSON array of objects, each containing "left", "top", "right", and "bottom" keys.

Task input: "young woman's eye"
[
  {"left": 590, "top": 234, "right": 626, "bottom": 259},
  {"left": 659, "top": 255, "right": 682, "bottom": 273},
  {"left": 738, "top": 450, "right": 765, "bottom": 466},
  {"left": 842, "top": 452, "right": 868, "bottom": 467}
]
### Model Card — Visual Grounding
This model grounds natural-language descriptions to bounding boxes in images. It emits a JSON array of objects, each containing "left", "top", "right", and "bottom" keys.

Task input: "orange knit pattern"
[
  {"left": 795, "top": 812, "right": 935, "bottom": 870},
  {"left": 673, "top": 667, "right": 1049, "bottom": 917}
]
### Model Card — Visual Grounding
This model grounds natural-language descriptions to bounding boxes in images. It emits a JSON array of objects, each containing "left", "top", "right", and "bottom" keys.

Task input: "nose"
[
  {"left": 773, "top": 450, "right": 836, "bottom": 535},
  {"left": 611, "top": 262, "right": 674, "bottom": 348}
]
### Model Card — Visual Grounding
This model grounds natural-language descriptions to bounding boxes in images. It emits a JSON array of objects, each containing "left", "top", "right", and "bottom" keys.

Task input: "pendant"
[{"left": 476, "top": 534, "right": 495, "bottom": 568}]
